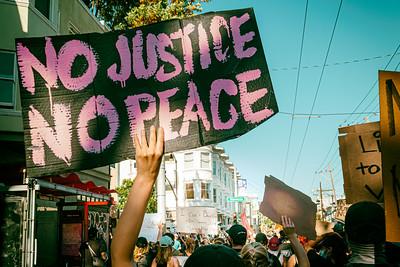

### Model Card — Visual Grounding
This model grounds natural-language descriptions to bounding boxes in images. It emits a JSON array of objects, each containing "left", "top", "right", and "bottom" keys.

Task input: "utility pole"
[
  {"left": 157, "top": 158, "right": 166, "bottom": 224},
  {"left": 319, "top": 181, "right": 324, "bottom": 220},
  {"left": 328, "top": 166, "right": 337, "bottom": 206}
]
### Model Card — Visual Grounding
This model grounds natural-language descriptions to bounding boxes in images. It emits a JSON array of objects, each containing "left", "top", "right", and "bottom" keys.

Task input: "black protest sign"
[
  {"left": 338, "top": 122, "right": 383, "bottom": 203},
  {"left": 260, "top": 175, "right": 317, "bottom": 240},
  {"left": 15, "top": 8, "right": 278, "bottom": 177}
]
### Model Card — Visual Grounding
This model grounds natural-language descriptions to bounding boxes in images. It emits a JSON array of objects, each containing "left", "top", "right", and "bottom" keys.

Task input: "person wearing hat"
[
  {"left": 184, "top": 244, "right": 245, "bottom": 267},
  {"left": 255, "top": 233, "right": 282, "bottom": 267},
  {"left": 227, "top": 224, "right": 248, "bottom": 254},
  {"left": 134, "top": 237, "right": 151, "bottom": 267},
  {"left": 345, "top": 201, "right": 388, "bottom": 266},
  {"left": 151, "top": 236, "right": 179, "bottom": 267}
]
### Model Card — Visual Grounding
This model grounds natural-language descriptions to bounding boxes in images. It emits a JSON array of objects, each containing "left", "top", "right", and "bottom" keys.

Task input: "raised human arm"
[
  {"left": 111, "top": 126, "right": 164, "bottom": 267},
  {"left": 281, "top": 216, "right": 310, "bottom": 267}
]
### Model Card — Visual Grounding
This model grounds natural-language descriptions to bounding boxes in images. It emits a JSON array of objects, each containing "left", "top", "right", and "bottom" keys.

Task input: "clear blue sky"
[{"left": 201, "top": 0, "right": 400, "bottom": 200}]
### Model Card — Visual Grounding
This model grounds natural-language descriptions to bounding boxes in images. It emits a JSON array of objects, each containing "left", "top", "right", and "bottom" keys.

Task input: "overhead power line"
[
  {"left": 279, "top": 111, "right": 378, "bottom": 117},
  {"left": 270, "top": 52, "right": 400, "bottom": 72},
  {"left": 290, "top": 0, "right": 343, "bottom": 184},
  {"left": 282, "top": 0, "right": 309, "bottom": 182}
]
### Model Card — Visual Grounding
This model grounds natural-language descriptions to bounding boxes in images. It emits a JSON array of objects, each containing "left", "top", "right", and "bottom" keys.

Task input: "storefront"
[{"left": 1, "top": 174, "right": 115, "bottom": 267}]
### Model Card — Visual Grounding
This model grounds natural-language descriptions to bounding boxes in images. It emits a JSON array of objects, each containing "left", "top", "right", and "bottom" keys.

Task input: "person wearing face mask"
[{"left": 306, "top": 232, "right": 347, "bottom": 267}]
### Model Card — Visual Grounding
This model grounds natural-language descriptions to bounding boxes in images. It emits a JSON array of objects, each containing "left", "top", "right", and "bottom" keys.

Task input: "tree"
[
  {"left": 84, "top": 0, "right": 210, "bottom": 30},
  {"left": 122, "top": 0, "right": 210, "bottom": 29},
  {"left": 116, "top": 178, "right": 157, "bottom": 213}
]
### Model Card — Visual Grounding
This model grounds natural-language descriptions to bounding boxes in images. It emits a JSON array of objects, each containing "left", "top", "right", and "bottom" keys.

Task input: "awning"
[{"left": 38, "top": 173, "right": 116, "bottom": 200}]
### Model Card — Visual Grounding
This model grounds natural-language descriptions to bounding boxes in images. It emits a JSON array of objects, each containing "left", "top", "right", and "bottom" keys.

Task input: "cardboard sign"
[
  {"left": 338, "top": 122, "right": 383, "bottom": 203},
  {"left": 335, "top": 199, "right": 348, "bottom": 222},
  {"left": 138, "top": 213, "right": 163, "bottom": 242},
  {"left": 15, "top": 8, "right": 278, "bottom": 177},
  {"left": 259, "top": 175, "right": 317, "bottom": 240},
  {"left": 379, "top": 71, "right": 400, "bottom": 242},
  {"left": 176, "top": 207, "right": 218, "bottom": 234}
]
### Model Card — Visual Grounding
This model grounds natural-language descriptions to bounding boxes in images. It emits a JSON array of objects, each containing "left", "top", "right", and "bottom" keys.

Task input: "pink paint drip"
[
  {"left": 180, "top": 80, "right": 211, "bottom": 136},
  {"left": 198, "top": 23, "right": 211, "bottom": 70},
  {"left": 236, "top": 69, "right": 274, "bottom": 124},
  {"left": 28, "top": 103, "right": 72, "bottom": 166},
  {"left": 230, "top": 13, "right": 257, "bottom": 59},
  {"left": 170, "top": 24, "right": 195, "bottom": 74},
  {"left": 210, "top": 79, "right": 239, "bottom": 130},
  {"left": 77, "top": 95, "right": 120, "bottom": 153},
  {"left": 133, "top": 30, "right": 158, "bottom": 79},
  {"left": 156, "top": 33, "right": 182, "bottom": 82},
  {"left": 158, "top": 88, "right": 183, "bottom": 141},
  {"left": 210, "top": 16, "right": 230, "bottom": 63},
  {"left": 16, "top": 37, "right": 58, "bottom": 95},
  {"left": 124, "top": 93, "right": 157, "bottom": 142},
  {"left": 107, "top": 34, "right": 131, "bottom": 88},
  {"left": 58, "top": 40, "right": 98, "bottom": 91}
]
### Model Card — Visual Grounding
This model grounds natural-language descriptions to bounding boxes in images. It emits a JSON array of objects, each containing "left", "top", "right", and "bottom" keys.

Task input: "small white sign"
[
  {"left": 176, "top": 207, "right": 218, "bottom": 235},
  {"left": 138, "top": 213, "right": 163, "bottom": 242}
]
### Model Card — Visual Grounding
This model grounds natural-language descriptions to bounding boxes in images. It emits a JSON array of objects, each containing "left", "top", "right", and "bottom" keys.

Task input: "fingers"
[
  {"left": 156, "top": 127, "right": 165, "bottom": 154},
  {"left": 149, "top": 126, "right": 156, "bottom": 150},
  {"left": 134, "top": 133, "right": 141, "bottom": 151},
  {"left": 141, "top": 128, "right": 148, "bottom": 149}
]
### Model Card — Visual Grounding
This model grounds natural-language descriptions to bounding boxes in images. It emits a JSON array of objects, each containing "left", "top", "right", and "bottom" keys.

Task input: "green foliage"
[
  {"left": 116, "top": 179, "right": 157, "bottom": 213},
  {"left": 120, "top": 0, "right": 210, "bottom": 29}
]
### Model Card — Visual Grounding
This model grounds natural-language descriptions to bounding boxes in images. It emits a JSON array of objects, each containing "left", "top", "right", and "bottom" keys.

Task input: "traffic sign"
[{"left": 227, "top": 196, "right": 246, "bottom": 202}]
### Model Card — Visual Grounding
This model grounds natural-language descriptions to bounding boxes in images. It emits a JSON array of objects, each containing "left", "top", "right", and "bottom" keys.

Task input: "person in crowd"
[
  {"left": 241, "top": 242, "right": 273, "bottom": 267},
  {"left": 111, "top": 126, "right": 165, "bottom": 267},
  {"left": 173, "top": 233, "right": 182, "bottom": 252},
  {"left": 175, "top": 237, "right": 195, "bottom": 266},
  {"left": 304, "top": 232, "right": 347, "bottom": 267},
  {"left": 82, "top": 227, "right": 108, "bottom": 267},
  {"left": 255, "top": 232, "right": 281, "bottom": 267},
  {"left": 345, "top": 201, "right": 388, "bottom": 266},
  {"left": 268, "top": 235, "right": 283, "bottom": 264},
  {"left": 227, "top": 224, "right": 248, "bottom": 254},
  {"left": 133, "top": 237, "right": 151, "bottom": 267},
  {"left": 184, "top": 244, "right": 245, "bottom": 267},
  {"left": 151, "top": 235, "right": 179, "bottom": 267}
]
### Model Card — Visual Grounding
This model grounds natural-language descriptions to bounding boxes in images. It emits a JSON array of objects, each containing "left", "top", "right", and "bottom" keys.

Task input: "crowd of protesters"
[{"left": 109, "top": 127, "right": 400, "bottom": 267}]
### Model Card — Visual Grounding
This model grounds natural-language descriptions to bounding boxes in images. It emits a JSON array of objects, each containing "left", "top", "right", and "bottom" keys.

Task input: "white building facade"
[{"left": 116, "top": 145, "right": 239, "bottom": 230}]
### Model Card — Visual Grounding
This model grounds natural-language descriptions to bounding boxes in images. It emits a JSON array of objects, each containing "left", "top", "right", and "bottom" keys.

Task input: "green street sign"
[{"left": 227, "top": 196, "right": 246, "bottom": 202}]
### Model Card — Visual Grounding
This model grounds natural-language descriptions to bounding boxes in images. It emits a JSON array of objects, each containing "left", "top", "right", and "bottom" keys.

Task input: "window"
[
  {"left": 0, "top": 51, "right": 15, "bottom": 109},
  {"left": 185, "top": 183, "right": 194, "bottom": 199},
  {"left": 35, "top": 0, "right": 51, "bottom": 19},
  {"left": 200, "top": 152, "right": 210, "bottom": 168},
  {"left": 184, "top": 152, "right": 194, "bottom": 169},
  {"left": 224, "top": 173, "right": 227, "bottom": 186},
  {"left": 212, "top": 160, "right": 216, "bottom": 175},
  {"left": 201, "top": 182, "right": 210, "bottom": 199},
  {"left": 213, "top": 188, "right": 217, "bottom": 203}
]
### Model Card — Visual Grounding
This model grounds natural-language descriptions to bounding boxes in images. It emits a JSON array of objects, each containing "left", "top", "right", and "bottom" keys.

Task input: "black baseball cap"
[
  {"left": 184, "top": 244, "right": 244, "bottom": 267},
  {"left": 345, "top": 201, "right": 385, "bottom": 244},
  {"left": 227, "top": 224, "right": 247, "bottom": 246}
]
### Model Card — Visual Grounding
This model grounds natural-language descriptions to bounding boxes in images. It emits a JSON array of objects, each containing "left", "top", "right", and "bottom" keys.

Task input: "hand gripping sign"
[{"left": 15, "top": 8, "right": 278, "bottom": 177}]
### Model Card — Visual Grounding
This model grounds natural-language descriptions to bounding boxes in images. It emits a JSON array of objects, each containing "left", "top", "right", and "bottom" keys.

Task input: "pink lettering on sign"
[
  {"left": 133, "top": 30, "right": 158, "bottom": 79},
  {"left": 57, "top": 40, "right": 98, "bottom": 91},
  {"left": 180, "top": 81, "right": 211, "bottom": 136},
  {"left": 230, "top": 13, "right": 257, "bottom": 59},
  {"left": 198, "top": 23, "right": 212, "bottom": 70},
  {"left": 236, "top": 69, "right": 273, "bottom": 124},
  {"left": 210, "top": 16, "right": 230, "bottom": 63},
  {"left": 171, "top": 24, "right": 195, "bottom": 74},
  {"left": 124, "top": 93, "right": 157, "bottom": 139},
  {"left": 28, "top": 103, "right": 72, "bottom": 166},
  {"left": 77, "top": 95, "right": 120, "bottom": 153},
  {"left": 158, "top": 88, "right": 183, "bottom": 141},
  {"left": 210, "top": 79, "right": 238, "bottom": 130},
  {"left": 156, "top": 33, "right": 182, "bottom": 82},
  {"left": 107, "top": 35, "right": 131, "bottom": 88},
  {"left": 16, "top": 37, "right": 58, "bottom": 94}
]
